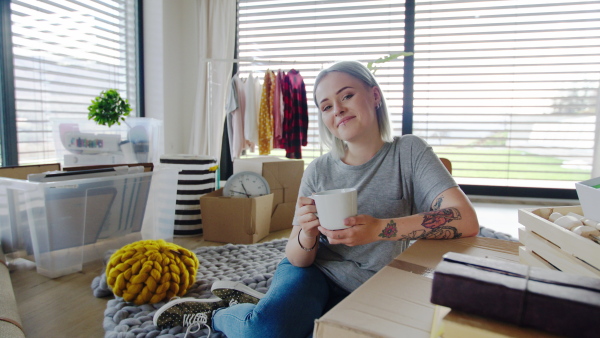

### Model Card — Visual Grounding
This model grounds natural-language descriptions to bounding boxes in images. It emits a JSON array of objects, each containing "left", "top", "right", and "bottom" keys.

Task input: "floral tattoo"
[{"left": 379, "top": 220, "right": 398, "bottom": 238}]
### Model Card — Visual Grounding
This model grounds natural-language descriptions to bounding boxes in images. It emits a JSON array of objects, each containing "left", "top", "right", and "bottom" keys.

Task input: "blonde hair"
[{"left": 313, "top": 61, "right": 392, "bottom": 158}]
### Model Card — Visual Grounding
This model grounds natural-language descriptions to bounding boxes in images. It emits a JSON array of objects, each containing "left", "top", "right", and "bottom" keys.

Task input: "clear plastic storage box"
[
  {"left": 0, "top": 168, "right": 177, "bottom": 278},
  {"left": 51, "top": 117, "right": 164, "bottom": 167}
]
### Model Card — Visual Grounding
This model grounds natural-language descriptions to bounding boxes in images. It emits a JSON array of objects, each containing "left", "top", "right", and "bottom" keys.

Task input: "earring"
[{"left": 376, "top": 102, "right": 381, "bottom": 110}]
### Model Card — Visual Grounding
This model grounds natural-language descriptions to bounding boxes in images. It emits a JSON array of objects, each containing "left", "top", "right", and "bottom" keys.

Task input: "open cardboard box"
[
  {"left": 313, "top": 237, "right": 520, "bottom": 338},
  {"left": 234, "top": 157, "right": 303, "bottom": 232},
  {"left": 200, "top": 188, "right": 274, "bottom": 244}
]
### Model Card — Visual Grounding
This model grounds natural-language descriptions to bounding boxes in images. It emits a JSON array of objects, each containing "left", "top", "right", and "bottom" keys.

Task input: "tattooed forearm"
[{"left": 384, "top": 207, "right": 463, "bottom": 241}]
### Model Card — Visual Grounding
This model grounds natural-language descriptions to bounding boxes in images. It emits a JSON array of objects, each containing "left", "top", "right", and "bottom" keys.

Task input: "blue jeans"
[{"left": 211, "top": 258, "right": 349, "bottom": 338}]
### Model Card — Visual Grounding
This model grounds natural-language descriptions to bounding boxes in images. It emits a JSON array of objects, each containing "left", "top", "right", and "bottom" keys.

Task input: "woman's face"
[{"left": 315, "top": 72, "right": 381, "bottom": 143}]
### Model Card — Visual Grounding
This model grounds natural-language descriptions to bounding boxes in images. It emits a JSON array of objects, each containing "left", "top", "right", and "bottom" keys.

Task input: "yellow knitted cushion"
[{"left": 106, "top": 239, "right": 199, "bottom": 305}]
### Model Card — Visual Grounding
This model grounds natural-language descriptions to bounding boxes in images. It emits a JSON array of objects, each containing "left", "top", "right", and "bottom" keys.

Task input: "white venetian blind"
[
  {"left": 237, "top": 0, "right": 406, "bottom": 163},
  {"left": 413, "top": 0, "right": 600, "bottom": 189},
  {"left": 10, "top": 0, "right": 139, "bottom": 165}
]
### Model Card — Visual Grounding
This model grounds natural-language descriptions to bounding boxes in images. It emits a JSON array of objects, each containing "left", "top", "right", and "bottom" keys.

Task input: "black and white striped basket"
[{"left": 159, "top": 155, "right": 217, "bottom": 236}]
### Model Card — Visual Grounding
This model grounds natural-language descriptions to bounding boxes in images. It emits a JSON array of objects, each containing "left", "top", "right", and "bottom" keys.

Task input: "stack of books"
[{"left": 429, "top": 252, "right": 600, "bottom": 338}]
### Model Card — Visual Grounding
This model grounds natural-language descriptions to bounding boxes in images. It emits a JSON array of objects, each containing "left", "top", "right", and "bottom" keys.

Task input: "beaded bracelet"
[{"left": 298, "top": 228, "right": 318, "bottom": 252}]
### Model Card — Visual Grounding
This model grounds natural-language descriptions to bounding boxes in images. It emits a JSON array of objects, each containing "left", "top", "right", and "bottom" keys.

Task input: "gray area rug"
[
  {"left": 92, "top": 228, "right": 516, "bottom": 337},
  {"left": 93, "top": 239, "right": 288, "bottom": 338}
]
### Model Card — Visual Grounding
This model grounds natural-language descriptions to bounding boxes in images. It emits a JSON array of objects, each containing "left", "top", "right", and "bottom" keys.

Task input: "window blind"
[
  {"left": 237, "top": 0, "right": 406, "bottom": 163},
  {"left": 414, "top": 0, "right": 600, "bottom": 190},
  {"left": 10, "top": 0, "right": 139, "bottom": 165}
]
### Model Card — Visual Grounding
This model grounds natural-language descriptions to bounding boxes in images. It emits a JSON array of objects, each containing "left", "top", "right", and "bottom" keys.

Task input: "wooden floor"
[{"left": 10, "top": 229, "right": 292, "bottom": 338}]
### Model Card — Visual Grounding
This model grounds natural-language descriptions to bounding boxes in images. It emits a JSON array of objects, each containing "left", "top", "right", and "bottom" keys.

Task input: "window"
[
  {"left": 1, "top": 0, "right": 141, "bottom": 166},
  {"left": 414, "top": 0, "right": 600, "bottom": 193},
  {"left": 238, "top": 0, "right": 600, "bottom": 198},
  {"left": 237, "top": 0, "right": 406, "bottom": 163}
]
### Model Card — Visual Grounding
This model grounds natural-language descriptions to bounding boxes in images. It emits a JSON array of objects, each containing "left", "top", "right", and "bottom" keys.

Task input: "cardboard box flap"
[
  {"left": 248, "top": 198, "right": 258, "bottom": 235},
  {"left": 261, "top": 161, "right": 303, "bottom": 190},
  {"left": 317, "top": 268, "right": 435, "bottom": 338},
  {"left": 395, "top": 237, "right": 520, "bottom": 272},
  {"left": 270, "top": 202, "right": 295, "bottom": 232}
]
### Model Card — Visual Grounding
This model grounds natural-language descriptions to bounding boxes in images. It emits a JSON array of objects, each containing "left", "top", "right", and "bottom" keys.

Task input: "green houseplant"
[{"left": 87, "top": 89, "right": 132, "bottom": 127}]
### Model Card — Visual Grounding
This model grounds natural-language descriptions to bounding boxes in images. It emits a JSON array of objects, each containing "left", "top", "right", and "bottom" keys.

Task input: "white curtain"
[{"left": 187, "top": 0, "right": 237, "bottom": 159}]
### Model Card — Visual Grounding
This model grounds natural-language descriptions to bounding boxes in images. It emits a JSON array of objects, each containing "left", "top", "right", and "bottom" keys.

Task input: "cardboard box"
[
  {"left": 313, "top": 237, "right": 520, "bottom": 338},
  {"left": 518, "top": 206, "right": 600, "bottom": 272},
  {"left": 438, "top": 308, "right": 558, "bottom": 338},
  {"left": 0, "top": 163, "right": 61, "bottom": 179},
  {"left": 234, "top": 157, "right": 303, "bottom": 231},
  {"left": 575, "top": 177, "right": 600, "bottom": 222},
  {"left": 200, "top": 188, "right": 274, "bottom": 244}
]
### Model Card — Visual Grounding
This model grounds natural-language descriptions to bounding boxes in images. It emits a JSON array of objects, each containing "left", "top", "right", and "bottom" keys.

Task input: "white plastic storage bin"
[
  {"left": 0, "top": 168, "right": 178, "bottom": 278},
  {"left": 51, "top": 117, "right": 164, "bottom": 167},
  {"left": 575, "top": 177, "right": 600, "bottom": 223}
]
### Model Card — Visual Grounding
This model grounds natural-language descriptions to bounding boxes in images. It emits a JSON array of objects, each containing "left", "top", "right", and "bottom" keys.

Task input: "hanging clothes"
[
  {"left": 282, "top": 69, "right": 308, "bottom": 159},
  {"left": 224, "top": 75, "right": 238, "bottom": 159},
  {"left": 258, "top": 70, "right": 275, "bottom": 155},
  {"left": 231, "top": 74, "right": 246, "bottom": 159},
  {"left": 272, "top": 69, "right": 285, "bottom": 149},
  {"left": 244, "top": 72, "right": 260, "bottom": 152}
]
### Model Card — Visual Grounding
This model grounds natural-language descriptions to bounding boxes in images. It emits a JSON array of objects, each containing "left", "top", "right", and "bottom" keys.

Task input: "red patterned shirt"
[{"left": 282, "top": 69, "right": 308, "bottom": 159}]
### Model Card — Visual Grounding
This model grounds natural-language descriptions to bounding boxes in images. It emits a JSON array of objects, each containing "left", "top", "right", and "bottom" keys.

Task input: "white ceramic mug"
[{"left": 311, "top": 188, "right": 357, "bottom": 230}]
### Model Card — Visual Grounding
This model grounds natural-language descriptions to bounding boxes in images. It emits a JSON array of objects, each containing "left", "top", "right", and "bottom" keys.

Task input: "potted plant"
[{"left": 87, "top": 89, "right": 132, "bottom": 127}]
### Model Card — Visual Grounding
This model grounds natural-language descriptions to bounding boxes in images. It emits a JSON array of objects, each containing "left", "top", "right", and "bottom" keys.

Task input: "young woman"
[{"left": 153, "top": 61, "right": 479, "bottom": 338}]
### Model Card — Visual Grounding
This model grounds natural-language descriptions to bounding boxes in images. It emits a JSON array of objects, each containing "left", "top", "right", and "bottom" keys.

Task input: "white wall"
[{"left": 143, "top": 0, "right": 201, "bottom": 155}]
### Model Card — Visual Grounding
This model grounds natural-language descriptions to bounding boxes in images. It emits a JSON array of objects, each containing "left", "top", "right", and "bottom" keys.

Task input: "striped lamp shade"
[{"left": 159, "top": 155, "right": 217, "bottom": 236}]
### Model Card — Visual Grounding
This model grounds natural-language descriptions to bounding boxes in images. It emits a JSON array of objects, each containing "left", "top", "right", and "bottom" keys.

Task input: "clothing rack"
[
  {"left": 201, "top": 57, "right": 339, "bottom": 65},
  {"left": 202, "top": 58, "right": 321, "bottom": 188}
]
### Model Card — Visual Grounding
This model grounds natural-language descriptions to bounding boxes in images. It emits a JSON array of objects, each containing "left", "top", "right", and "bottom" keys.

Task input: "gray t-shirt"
[{"left": 293, "top": 135, "right": 457, "bottom": 292}]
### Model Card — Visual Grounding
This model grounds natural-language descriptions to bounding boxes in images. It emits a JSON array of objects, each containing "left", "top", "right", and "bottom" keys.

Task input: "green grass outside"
[
  {"left": 251, "top": 145, "right": 591, "bottom": 182},
  {"left": 434, "top": 147, "right": 591, "bottom": 181}
]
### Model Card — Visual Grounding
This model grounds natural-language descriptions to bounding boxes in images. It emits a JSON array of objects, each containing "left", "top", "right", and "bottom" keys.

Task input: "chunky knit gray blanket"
[
  {"left": 92, "top": 228, "right": 516, "bottom": 338},
  {"left": 93, "top": 239, "right": 288, "bottom": 338}
]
